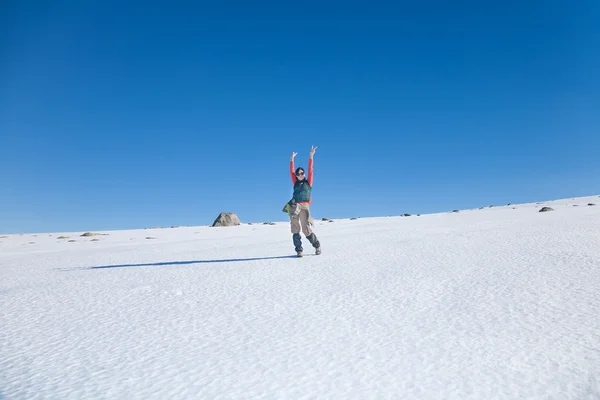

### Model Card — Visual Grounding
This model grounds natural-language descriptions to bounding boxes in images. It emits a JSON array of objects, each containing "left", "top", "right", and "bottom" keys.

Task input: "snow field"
[{"left": 1, "top": 196, "right": 600, "bottom": 399}]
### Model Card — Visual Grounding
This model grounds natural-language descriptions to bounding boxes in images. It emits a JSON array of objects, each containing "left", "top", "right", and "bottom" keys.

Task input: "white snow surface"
[{"left": 1, "top": 196, "right": 600, "bottom": 399}]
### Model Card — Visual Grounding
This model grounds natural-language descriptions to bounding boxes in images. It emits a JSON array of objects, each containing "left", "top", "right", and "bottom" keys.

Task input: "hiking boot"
[
  {"left": 296, "top": 251, "right": 303, "bottom": 257},
  {"left": 315, "top": 247, "right": 321, "bottom": 255}
]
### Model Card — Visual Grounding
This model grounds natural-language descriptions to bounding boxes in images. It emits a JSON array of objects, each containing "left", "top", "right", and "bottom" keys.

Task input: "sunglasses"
[{"left": 296, "top": 171, "right": 305, "bottom": 176}]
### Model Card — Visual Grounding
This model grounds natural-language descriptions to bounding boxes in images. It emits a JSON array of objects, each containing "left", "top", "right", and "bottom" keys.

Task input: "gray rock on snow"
[
  {"left": 539, "top": 207, "right": 554, "bottom": 213},
  {"left": 212, "top": 212, "right": 242, "bottom": 227}
]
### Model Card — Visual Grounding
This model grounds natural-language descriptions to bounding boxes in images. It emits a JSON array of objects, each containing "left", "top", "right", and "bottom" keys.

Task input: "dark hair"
[{"left": 295, "top": 167, "right": 305, "bottom": 175}]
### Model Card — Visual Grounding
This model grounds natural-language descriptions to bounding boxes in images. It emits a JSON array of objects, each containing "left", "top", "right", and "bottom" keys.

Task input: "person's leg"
[
  {"left": 300, "top": 205, "right": 321, "bottom": 253},
  {"left": 290, "top": 210, "right": 302, "bottom": 253},
  {"left": 298, "top": 205, "right": 312, "bottom": 236}
]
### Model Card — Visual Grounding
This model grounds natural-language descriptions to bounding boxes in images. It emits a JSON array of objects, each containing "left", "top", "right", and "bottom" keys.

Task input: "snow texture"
[{"left": 1, "top": 196, "right": 600, "bottom": 399}]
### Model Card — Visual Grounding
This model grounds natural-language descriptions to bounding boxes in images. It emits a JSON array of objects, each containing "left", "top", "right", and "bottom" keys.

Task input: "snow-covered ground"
[{"left": 1, "top": 196, "right": 600, "bottom": 399}]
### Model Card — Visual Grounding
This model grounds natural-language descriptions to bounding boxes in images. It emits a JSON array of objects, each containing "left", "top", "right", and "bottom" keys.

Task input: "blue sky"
[{"left": 1, "top": 1, "right": 599, "bottom": 234}]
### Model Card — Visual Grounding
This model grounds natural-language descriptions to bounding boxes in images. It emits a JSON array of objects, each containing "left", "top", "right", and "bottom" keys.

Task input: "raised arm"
[
  {"left": 307, "top": 146, "right": 316, "bottom": 186},
  {"left": 290, "top": 152, "right": 298, "bottom": 184}
]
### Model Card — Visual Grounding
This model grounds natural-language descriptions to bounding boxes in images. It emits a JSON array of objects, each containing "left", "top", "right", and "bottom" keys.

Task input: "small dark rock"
[
  {"left": 539, "top": 207, "right": 554, "bottom": 212},
  {"left": 145, "top": 236, "right": 156, "bottom": 240},
  {"left": 350, "top": 218, "right": 358, "bottom": 220},
  {"left": 91, "top": 239, "right": 100, "bottom": 242},
  {"left": 588, "top": 203, "right": 596, "bottom": 206},
  {"left": 68, "top": 240, "right": 76, "bottom": 242},
  {"left": 403, "top": 214, "right": 411, "bottom": 217},
  {"left": 322, "top": 218, "right": 330, "bottom": 221},
  {"left": 452, "top": 210, "right": 459, "bottom": 213}
]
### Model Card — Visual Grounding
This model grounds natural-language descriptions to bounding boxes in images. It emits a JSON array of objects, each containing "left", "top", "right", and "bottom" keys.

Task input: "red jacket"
[{"left": 290, "top": 158, "right": 313, "bottom": 204}]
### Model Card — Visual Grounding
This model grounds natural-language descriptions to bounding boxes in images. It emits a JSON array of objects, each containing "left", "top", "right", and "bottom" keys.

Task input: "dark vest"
[{"left": 293, "top": 179, "right": 311, "bottom": 203}]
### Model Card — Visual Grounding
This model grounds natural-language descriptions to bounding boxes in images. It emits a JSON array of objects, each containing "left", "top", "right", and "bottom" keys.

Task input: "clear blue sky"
[{"left": 1, "top": 1, "right": 599, "bottom": 234}]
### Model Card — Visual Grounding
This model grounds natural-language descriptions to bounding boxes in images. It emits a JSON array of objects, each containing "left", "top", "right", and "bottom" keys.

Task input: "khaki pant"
[{"left": 290, "top": 203, "right": 313, "bottom": 236}]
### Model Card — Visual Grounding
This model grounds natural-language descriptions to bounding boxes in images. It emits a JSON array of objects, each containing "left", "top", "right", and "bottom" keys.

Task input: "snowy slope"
[{"left": 1, "top": 196, "right": 600, "bottom": 399}]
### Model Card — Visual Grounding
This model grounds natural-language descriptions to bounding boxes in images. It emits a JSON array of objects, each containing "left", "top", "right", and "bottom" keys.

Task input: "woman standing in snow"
[{"left": 288, "top": 146, "right": 321, "bottom": 257}]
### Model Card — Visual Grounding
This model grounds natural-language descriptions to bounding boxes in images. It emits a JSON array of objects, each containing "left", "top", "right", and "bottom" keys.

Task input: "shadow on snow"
[{"left": 86, "top": 255, "right": 304, "bottom": 270}]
